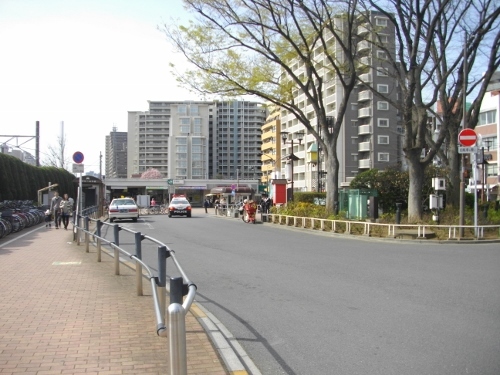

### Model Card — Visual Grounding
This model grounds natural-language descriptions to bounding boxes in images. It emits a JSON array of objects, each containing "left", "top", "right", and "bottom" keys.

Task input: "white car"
[
  {"left": 168, "top": 195, "right": 192, "bottom": 217},
  {"left": 108, "top": 198, "right": 139, "bottom": 222}
]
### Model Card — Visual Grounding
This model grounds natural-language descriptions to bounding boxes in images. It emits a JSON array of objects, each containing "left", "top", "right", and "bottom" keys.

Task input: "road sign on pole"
[
  {"left": 458, "top": 146, "right": 477, "bottom": 154},
  {"left": 458, "top": 128, "right": 477, "bottom": 147},
  {"left": 73, "top": 151, "right": 84, "bottom": 164}
]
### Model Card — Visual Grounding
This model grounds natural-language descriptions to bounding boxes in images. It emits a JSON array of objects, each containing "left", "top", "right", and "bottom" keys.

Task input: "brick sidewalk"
[{"left": 0, "top": 224, "right": 227, "bottom": 375}]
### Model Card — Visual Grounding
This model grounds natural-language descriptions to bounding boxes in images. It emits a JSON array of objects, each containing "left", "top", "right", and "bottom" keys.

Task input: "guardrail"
[
  {"left": 74, "top": 213, "right": 196, "bottom": 375},
  {"left": 265, "top": 213, "right": 500, "bottom": 240}
]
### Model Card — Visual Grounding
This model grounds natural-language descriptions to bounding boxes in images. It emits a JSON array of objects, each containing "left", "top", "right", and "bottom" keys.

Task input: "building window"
[
  {"left": 378, "top": 135, "right": 389, "bottom": 144},
  {"left": 487, "top": 164, "right": 498, "bottom": 177},
  {"left": 376, "top": 67, "right": 389, "bottom": 76},
  {"left": 192, "top": 168, "right": 203, "bottom": 176},
  {"left": 378, "top": 34, "right": 389, "bottom": 43},
  {"left": 193, "top": 125, "right": 202, "bottom": 134},
  {"left": 377, "top": 101, "right": 389, "bottom": 110},
  {"left": 478, "top": 110, "right": 497, "bottom": 125},
  {"left": 378, "top": 152, "right": 390, "bottom": 162},
  {"left": 483, "top": 136, "right": 497, "bottom": 149},
  {"left": 377, "top": 50, "right": 387, "bottom": 60},
  {"left": 352, "top": 154, "right": 358, "bottom": 161},
  {"left": 378, "top": 118, "right": 389, "bottom": 127},
  {"left": 190, "top": 104, "right": 199, "bottom": 115},
  {"left": 180, "top": 125, "right": 190, "bottom": 134},
  {"left": 376, "top": 18, "right": 388, "bottom": 26},
  {"left": 177, "top": 105, "right": 187, "bottom": 114},
  {"left": 377, "top": 84, "right": 389, "bottom": 93}
]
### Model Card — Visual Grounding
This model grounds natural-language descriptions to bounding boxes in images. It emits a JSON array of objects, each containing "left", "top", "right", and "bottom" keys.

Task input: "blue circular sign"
[{"left": 73, "top": 151, "right": 84, "bottom": 164}]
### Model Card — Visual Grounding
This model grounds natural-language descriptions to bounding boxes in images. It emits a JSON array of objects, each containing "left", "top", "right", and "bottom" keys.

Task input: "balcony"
[
  {"left": 359, "top": 107, "right": 373, "bottom": 118},
  {"left": 358, "top": 73, "right": 372, "bottom": 83},
  {"left": 358, "top": 141, "right": 371, "bottom": 152},
  {"left": 358, "top": 158, "right": 371, "bottom": 169},
  {"left": 358, "top": 90, "right": 372, "bottom": 101},
  {"left": 358, "top": 124, "right": 372, "bottom": 135},
  {"left": 359, "top": 56, "right": 371, "bottom": 66},
  {"left": 357, "top": 25, "right": 370, "bottom": 36},
  {"left": 357, "top": 41, "right": 370, "bottom": 53}
]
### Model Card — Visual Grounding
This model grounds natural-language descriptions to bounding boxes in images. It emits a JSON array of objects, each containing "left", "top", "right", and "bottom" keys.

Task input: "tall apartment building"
[
  {"left": 261, "top": 106, "right": 281, "bottom": 187},
  {"left": 127, "top": 100, "right": 266, "bottom": 180},
  {"left": 128, "top": 101, "right": 211, "bottom": 179},
  {"left": 214, "top": 100, "right": 267, "bottom": 180},
  {"left": 279, "top": 11, "right": 400, "bottom": 192},
  {"left": 105, "top": 128, "right": 127, "bottom": 178}
]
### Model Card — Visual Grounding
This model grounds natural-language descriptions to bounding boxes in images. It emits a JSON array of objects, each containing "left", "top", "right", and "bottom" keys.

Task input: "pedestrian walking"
[
  {"left": 59, "top": 194, "right": 73, "bottom": 230},
  {"left": 204, "top": 198, "right": 210, "bottom": 213},
  {"left": 50, "top": 191, "right": 63, "bottom": 229}
]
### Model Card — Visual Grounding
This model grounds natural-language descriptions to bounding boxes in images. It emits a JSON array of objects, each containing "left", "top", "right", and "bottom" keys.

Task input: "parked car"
[
  {"left": 108, "top": 198, "right": 139, "bottom": 222},
  {"left": 168, "top": 195, "right": 192, "bottom": 218}
]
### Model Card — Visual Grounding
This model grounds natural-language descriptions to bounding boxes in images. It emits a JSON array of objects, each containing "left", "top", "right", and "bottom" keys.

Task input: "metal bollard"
[
  {"left": 76, "top": 215, "right": 81, "bottom": 246},
  {"left": 96, "top": 220, "right": 102, "bottom": 262},
  {"left": 113, "top": 224, "right": 121, "bottom": 275},
  {"left": 170, "top": 277, "right": 184, "bottom": 305},
  {"left": 157, "top": 246, "right": 168, "bottom": 322},
  {"left": 84, "top": 216, "right": 90, "bottom": 253},
  {"left": 396, "top": 203, "right": 402, "bottom": 224},
  {"left": 168, "top": 303, "right": 187, "bottom": 375},
  {"left": 135, "top": 232, "right": 143, "bottom": 296}
]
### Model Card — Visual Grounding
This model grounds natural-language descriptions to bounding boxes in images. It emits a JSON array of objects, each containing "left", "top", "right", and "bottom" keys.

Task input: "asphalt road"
[{"left": 101, "top": 209, "right": 500, "bottom": 375}]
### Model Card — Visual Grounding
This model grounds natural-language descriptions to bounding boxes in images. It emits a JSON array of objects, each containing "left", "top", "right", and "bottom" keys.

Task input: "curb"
[{"left": 93, "top": 235, "right": 259, "bottom": 375}]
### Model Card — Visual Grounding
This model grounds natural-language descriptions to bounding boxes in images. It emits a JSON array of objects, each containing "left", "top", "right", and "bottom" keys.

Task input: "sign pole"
[
  {"left": 472, "top": 153, "right": 478, "bottom": 237},
  {"left": 72, "top": 151, "right": 85, "bottom": 224}
]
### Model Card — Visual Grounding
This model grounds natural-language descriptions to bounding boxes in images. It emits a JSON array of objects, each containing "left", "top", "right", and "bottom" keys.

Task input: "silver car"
[{"left": 108, "top": 198, "right": 139, "bottom": 222}]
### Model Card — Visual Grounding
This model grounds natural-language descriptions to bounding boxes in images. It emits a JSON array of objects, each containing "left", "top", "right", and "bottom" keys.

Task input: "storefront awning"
[{"left": 210, "top": 186, "right": 255, "bottom": 194}]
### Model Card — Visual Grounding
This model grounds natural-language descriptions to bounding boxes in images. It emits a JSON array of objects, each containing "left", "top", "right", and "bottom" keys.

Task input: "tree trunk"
[
  {"left": 406, "top": 150, "right": 425, "bottom": 222},
  {"left": 324, "top": 146, "right": 339, "bottom": 214},
  {"left": 446, "top": 140, "right": 461, "bottom": 208}
]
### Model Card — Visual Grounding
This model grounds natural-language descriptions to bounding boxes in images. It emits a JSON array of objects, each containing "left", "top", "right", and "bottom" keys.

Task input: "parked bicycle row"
[
  {"left": 138, "top": 205, "right": 169, "bottom": 215},
  {"left": 0, "top": 201, "right": 46, "bottom": 239}
]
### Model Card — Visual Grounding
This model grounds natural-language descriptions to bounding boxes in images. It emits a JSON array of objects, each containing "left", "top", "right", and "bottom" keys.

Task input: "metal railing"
[
  {"left": 266, "top": 213, "right": 500, "bottom": 241},
  {"left": 74, "top": 214, "right": 197, "bottom": 375}
]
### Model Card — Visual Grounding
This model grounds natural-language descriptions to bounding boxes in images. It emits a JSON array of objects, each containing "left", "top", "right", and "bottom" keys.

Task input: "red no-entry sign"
[{"left": 458, "top": 128, "right": 477, "bottom": 147}]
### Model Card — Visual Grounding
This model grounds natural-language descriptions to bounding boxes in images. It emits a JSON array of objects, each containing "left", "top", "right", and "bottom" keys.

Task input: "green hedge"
[{"left": 0, "top": 153, "right": 76, "bottom": 203}]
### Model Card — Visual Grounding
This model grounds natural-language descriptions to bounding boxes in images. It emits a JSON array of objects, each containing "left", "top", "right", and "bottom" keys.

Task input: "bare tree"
[
  {"left": 362, "top": 0, "right": 500, "bottom": 220},
  {"left": 43, "top": 135, "right": 69, "bottom": 169},
  {"left": 162, "top": 0, "right": 361, "bottom": 213}
]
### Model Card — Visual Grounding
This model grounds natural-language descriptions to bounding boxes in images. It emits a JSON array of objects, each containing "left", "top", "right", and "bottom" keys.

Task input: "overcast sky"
[{"left": 0, "top": 0, "right": 198, "bottom": 174}]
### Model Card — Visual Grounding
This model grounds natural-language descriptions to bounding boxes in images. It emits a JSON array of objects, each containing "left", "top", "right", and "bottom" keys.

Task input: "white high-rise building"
[
  {"left": 127, "top": 100, "right": 267, "bottom": 180},
  {"left": 279, "top": 11, "right": 401, "bottom": 192},
  {"left": 213, "top": 100, "right": 267, "bottom": 180}
]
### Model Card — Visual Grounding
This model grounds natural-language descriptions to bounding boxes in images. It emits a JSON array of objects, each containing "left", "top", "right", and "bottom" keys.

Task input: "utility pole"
[
  {"left": 36, "top": 121, "right": 40, "bottom": 166},
  {"left": 99, "top": 151, "right": 103, "bottom": 217}
]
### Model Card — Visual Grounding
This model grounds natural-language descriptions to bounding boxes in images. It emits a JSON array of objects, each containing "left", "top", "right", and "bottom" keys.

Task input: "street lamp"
[{"left": 281, "top": 130, "right": 305, "bottom": 202}]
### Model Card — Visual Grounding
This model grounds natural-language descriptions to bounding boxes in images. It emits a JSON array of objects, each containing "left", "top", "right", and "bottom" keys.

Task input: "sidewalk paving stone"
[{"left": 0, "top": 225, "right": 228, "bottom": 375}]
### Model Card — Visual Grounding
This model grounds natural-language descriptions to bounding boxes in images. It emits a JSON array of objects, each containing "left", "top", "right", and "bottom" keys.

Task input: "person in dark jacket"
[{"left": 50, "top": 191, "right": 63, "bottom": 229}]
